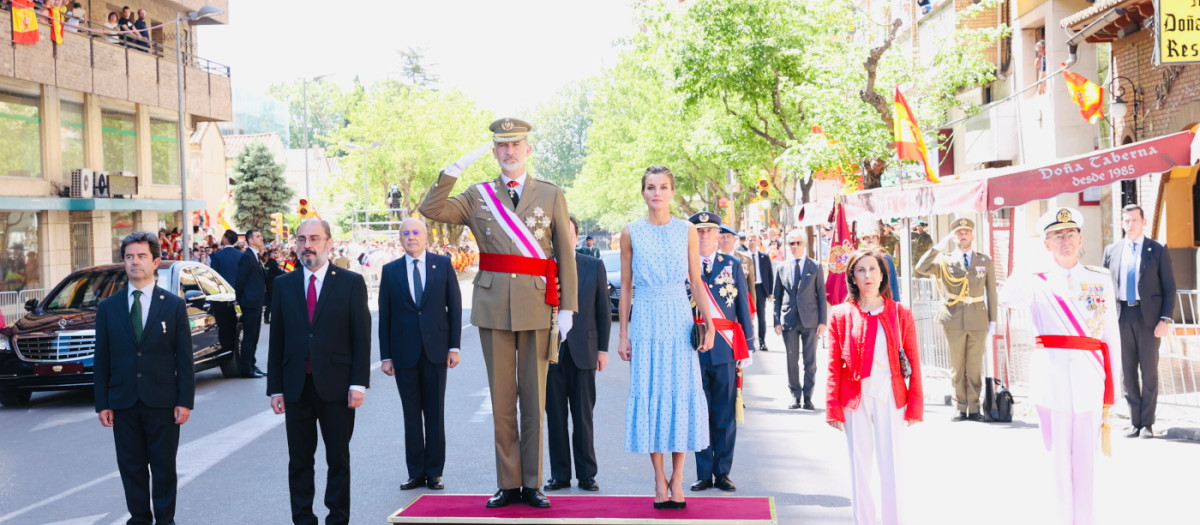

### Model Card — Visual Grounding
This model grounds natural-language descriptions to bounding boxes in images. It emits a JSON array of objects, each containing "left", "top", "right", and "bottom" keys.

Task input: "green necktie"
[{"left": 131, "top": 290, "right": 143, "bottom": 342}]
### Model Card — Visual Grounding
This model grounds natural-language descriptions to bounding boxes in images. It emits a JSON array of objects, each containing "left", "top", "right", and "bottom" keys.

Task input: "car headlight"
[{"left": 0, "top": 334, "right": 11, "bottom": 354}]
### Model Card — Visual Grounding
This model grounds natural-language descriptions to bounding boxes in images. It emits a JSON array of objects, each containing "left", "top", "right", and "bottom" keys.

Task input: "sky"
[{"left": 198, "top": 0, "right": 637, "bottom": 116}]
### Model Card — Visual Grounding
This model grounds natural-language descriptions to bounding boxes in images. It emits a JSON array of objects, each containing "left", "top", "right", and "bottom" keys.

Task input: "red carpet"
[{"left": 389, "top": 494, "right": 776, "bottom": 523}]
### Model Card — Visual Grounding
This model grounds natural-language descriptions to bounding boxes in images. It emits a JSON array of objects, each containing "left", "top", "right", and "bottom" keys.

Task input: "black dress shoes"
[
  {"left": 803, "top": 397, "right": 815, "bottom": 411},
  {"left": 690, "top": 478, "right": 713, "bottom": 491},
  {"left": 788, "top": 398, "right": 803, "bottom": 410},
  {"left": 242, "top": 367, "right": 266, "bottom": 378},
  {"left": 967, "top": 413, "right": 985, "bottom": 422},
  {"left": 522, "top": 487, "right": 551, "bottom": 508},
  {"left": 952, "top": 411, "right": 968, "bottom": 422},
  {"left": 400, "top": 477, "right": 426, "bottom": 490},
  {"left": 486, "top": 488, "right": 521, "bottom": 508},
  {"left": 1141, "top": 426, "right": 1155, "bottom": 439},
  {"left": 543, "top": 478, "right": 570, "bottom": 491},
  {"left": 578, "top": 478, "right": 600, "bottom": 491},
  {"left": 426, "top": 477, "right": 444, "bottom": 490},
  {"left": 715, "top": 476, "right": 736, "bottom": 491}
]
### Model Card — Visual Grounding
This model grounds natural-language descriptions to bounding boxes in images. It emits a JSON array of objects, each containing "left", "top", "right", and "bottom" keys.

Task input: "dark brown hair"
[
  {"left": 1121, "top": 203, "right": 1144, "bottom": 219},
  {"left": 845, "top": 247, "right": 892, "bottom": 303},
  {"left": 641, "top": 165, "right": 675, "bottom": 191}
]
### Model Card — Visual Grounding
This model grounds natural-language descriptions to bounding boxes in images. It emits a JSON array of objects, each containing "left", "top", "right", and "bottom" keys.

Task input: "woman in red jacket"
[{"left": 826, "top": 247, "right": 923, "bottom": 525}]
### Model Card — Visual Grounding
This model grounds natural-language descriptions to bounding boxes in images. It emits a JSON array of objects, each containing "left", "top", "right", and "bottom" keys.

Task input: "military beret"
[
  {"left": 950, "top": 217, "right": 974, "bottom": 233},
  {"left": 688, "top": 211, "right": 722, "bottom": 229},
  {"left": 916, "top": 219, "right": 929, "bottom": 226},
  {"left": 489, "top": 117, "right": 532, "bottom": 143},
  {"left": 1038, "top": 207, "right": 1083, "bottom": 237}
]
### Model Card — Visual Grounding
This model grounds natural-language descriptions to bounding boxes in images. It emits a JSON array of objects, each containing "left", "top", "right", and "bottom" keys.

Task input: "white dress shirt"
[
  {"left": 381, "top": 252, "right": 459, "bottom": 363},
  {"left": 753, "top": 250, "right": 765, "bottom": 284},
  {"left": 954, "top": 248, "right": 974, "bottom": 267},
  {"left": 500, "top": 172, "right": 527, "bottom": 199},
  {"left": 127, "top": 281, "right": 155, "bottom": 329},
  {"left": 289, "top": 262, "right": 366, "bottom": 395},
  {"left": 861, "top": 307, "right": 893, "bottom": 401},
  {"left": 700, "top": 249, "right": 718, "bottom": 272}
]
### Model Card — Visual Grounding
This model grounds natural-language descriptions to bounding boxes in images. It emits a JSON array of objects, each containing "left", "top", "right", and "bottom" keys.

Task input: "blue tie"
[{"left": 1126, "top": 242, "right": 1137, "bottom": 303}]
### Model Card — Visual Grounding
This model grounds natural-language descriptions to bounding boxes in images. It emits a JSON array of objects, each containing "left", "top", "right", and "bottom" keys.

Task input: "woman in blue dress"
[{"left": 617, "top": 165, "right": 715, "bottom": 510}]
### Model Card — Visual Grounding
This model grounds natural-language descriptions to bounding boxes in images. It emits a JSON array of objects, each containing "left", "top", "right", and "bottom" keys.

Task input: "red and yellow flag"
[
  {"left": 893, "top": 86, "right": 939, "bottom": 183},
  {"left": 824, "top": 197, "right": 854, "bottom": 306},
  {"left": 11, "top": 0, "right": 39, "bottom": 45},
  {"left": 50, "top": 5, "right": 66, "bottom": 44},
  {"left": 1062, "top": 68, "right": 1104, "bottom": 124}
]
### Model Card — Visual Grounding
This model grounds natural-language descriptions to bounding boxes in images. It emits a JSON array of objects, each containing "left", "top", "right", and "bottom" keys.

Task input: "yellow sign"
[{"left": 1159, "top": 0, "right": 1200, "bottom": 64}]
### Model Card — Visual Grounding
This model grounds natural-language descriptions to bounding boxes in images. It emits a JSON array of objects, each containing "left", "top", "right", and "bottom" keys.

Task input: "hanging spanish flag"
[
  {"left": 11, "top": 0, "right": 39, "bottom": 45},
  {"left": 1062, "top": 67, "right": 1105, "bottom": 124},
  {"left": 893, "top": 86, "right": 939, "bottom": 183},
  {"left": 49, "top": 4, "right": 66, "bottom": 44}
]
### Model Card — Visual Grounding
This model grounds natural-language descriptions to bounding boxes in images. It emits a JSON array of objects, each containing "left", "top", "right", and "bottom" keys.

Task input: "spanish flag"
[
  {"left": 11, "top": 0, "right": 39, "bottom": 45},
  {"left": 893, "top": 87, "right": 939, "bottom": 183},
  {"left": 50, "top": 5, "right": 66, "bottom": 45},
  {"left": 1062, "top": 67, "right": 1105, "bottom": 124}
]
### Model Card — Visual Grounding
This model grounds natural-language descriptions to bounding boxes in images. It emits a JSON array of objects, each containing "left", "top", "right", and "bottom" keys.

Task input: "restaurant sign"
[{"left": 1159, "top": 0, "right": 1200, "bottom": 64}]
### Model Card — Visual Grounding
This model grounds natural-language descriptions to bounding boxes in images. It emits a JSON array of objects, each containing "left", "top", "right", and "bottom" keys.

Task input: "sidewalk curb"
[{"left": 1165, "top": 427, "right": 1200, "bottom": 442}]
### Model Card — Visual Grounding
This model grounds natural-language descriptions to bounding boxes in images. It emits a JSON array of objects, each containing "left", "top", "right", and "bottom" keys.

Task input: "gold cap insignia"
[
  {"left": 699, "top": 213, "right": 709, "bottom": 223},
  {"left": 1057, "top": 208, "right": 1072, "bottom": 223}
]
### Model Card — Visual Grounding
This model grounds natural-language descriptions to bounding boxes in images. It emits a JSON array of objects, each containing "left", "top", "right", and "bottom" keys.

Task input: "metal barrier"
[
  {"left": 0, "top": 289, "right": 50, "bottom": 326},
  {"left": 910, "top": 278, "right": 952, "bottom": 381}
]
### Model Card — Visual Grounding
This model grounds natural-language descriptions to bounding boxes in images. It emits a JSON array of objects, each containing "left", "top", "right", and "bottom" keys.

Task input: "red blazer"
[{"left": 825, "top": 298, "right": 923, "bottom": 423}]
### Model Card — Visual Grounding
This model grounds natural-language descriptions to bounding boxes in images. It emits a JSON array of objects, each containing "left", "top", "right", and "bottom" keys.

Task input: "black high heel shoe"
[
  {"left": 653, "top": 500, "right": 672, "bottom": 510},
  {"left": 669, "top": 500, "right": 686, "bottom": 509}
]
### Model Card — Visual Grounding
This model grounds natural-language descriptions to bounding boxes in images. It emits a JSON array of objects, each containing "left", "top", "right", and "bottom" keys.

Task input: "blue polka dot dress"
[{"left": 624, "top": 218, "right": 710, "bottom": 454}]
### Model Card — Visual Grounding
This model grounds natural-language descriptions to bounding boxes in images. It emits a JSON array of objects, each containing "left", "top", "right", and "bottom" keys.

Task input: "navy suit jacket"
[
  {"left": 378, "top": 253, "right": 463, "bottom": 369},
  {"left": 235, "top": 248, "right": 267, "bottom": 307},
  {"left": 690, "top": 253, "right": 754, "bottom": 366},
  {"left": 561, "top": 253, "right": 612, "bottom": 369},
  {"left": 773, "top": 257, "right": 827, "bottom": 330},
  {"left": 209, "top": 246, "right": 241, "bottom": 286},
  {"left": 267, "top": 266, "right": 371, "bottom": 402},
  {"left": 93, "top": 286, "right": 195, "bottom": 411},
  {"left": 1103, "top": 236, "right": 1176, "bottom": 326}
]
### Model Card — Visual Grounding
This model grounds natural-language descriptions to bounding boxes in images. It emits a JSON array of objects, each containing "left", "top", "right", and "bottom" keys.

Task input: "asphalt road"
[{"left": 2, "top": 281, "right": 1199, "bottom": 525}]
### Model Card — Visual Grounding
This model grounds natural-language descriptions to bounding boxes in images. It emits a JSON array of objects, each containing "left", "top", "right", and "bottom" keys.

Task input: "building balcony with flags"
[{"left": 0, "top": 1, "right": 231, "bottom": 292}]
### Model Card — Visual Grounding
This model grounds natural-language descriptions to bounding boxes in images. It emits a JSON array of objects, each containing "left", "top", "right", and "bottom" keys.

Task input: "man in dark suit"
[
  {"left": 379, "top": 217, "right": 463, "bottom": 491},
  {"left": 95, "top": 231, "right": 194, "bottom": 525},
  {"left": 208, "top": 229, "right": 241, "bottom": 285},
  {"left": 748, "top": 233, "right": 775, "bottom": 352},
  {"left": 267, "top": 219, "right": 371, "bottom": 525},
  {"left": 773, "top": 229, "right": 827, "bottom": 410},
  {"left": 687, "top": 212, "right": 753, "bottom": 493},
  {"left": 235, "top": 228, "right": 268, "bottom": 378},
  {"left": 1103, "top": 204, "right": 1176, "bottom": 439},
  {"left": 544, "top": 217, "right": 611, "bottom": 493}
]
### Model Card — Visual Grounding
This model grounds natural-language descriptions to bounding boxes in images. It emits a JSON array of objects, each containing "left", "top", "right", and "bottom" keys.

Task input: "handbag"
[
  {"left": 891, "top": 309, "right": 912, "bottom": 379},
  {"left": 690, "top": 322, "right": 707, "bottom": 351}
]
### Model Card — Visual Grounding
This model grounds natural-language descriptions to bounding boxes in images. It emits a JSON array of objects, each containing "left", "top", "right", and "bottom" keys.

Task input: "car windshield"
[
  {"left": 600, "top": 251, "right": 620, "bottom": 272},
  {"left": 41, "top": 268, "right": 171, "bottom": 311}
]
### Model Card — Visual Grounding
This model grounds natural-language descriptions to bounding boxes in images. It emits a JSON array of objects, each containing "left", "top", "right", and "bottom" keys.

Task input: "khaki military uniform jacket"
[
  {"left": 420, "top": 172, "right": 578, "bottom": 331},
  {"left": 915, "top": 247, "right": 997, "bottom": 331},
  {"left": 731, "top": 250, "right": 757, "bottom": 307}
]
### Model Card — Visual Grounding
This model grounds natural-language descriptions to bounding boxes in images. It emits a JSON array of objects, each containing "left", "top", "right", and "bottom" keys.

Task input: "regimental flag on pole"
[
  {"left": 11, "top": 0, "right": 39, "bottom": 45},
  {"left": 50, "top": 5, "right": 66, "bottom": 44},
  {"left": 1062, "top": 66, "right": 1105, "bottom": 124},
  {"left": 893, "top": 86, "right": 940, "bottom": 183},
  {"left": 825, "top": 197, "right": 854, "bottom": 305}
]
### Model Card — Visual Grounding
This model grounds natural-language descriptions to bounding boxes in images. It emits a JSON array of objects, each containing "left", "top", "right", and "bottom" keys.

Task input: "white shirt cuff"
[
  {"left": 349, "top": 385, "right": 366, "bottom": 393},
  {"left": 269, "top": 393, "right": 282, "bottom": 398},
  {"left": 381, "top": 359, "right": 392, "bottom": 362},
  {"left": 449, "top": 348, "right": 460, "bottom": 353}
]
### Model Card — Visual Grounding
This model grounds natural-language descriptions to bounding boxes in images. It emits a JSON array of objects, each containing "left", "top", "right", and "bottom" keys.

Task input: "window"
[
  {"left": 70, "top": 211, "right": 92, "bottom": 271},
  {"left": 179, "top": 267, "right": 202, "bottom": 297},
  {"left": 0, "top": 212, "right": 41, "bottom": 291},
  {"left": 0, "top": 90, "right": 43, "bottom": 178},
  {"left": 102, "top": 109, "right": 137, "bottom": 174},
  {"left": 111, "top": 211, "right": 136, "bottom": 263},
  {"left": 150, "top": 118, "right": 179, "bottom": 185},
  {"left": 61, "top": 99, "right": 84, "bottom": 183},
  {"left": 194, "top": 266, "right": 231, "bottom": 295}
]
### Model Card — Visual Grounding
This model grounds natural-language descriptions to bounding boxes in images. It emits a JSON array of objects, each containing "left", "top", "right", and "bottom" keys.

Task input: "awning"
[
  {"left": 986, "top": 130, "right": 1195, "bottom": 210},
  {"left": 796, "top": 178, "right": 987, "bottom": 224}
]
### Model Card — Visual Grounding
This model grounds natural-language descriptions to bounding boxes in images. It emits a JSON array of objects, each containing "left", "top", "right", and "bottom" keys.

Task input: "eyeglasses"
[
  {"left": 400, "top": 230, "right": 423, "bottom": 237},
  {"left": 788, "top": 241, "right": 804, "bottom": 246}
]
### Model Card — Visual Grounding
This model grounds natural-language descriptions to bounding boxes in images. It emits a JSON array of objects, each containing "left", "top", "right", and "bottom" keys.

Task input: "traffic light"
[
  {"left": 271, "top": 213, "right": 284, "bottom": 240},
  {"left": 297, "top": 198, "right": 310, "bottom": 218},
  {"left": 757, "top": 178, "right": 770, "bottom": 199}
]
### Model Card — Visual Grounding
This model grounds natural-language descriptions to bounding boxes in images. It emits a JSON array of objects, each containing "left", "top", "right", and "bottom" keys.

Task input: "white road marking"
[
  {"left": 468, "top": 387, "right": 492, "bottom": 423},
  {"left": 0, "top": 409, "right": 285, "bottom": 524},
  {"left": 35, "top": 514, "right": 107, "bottom": 525},
  {"left": 30, "top": 410, "right": 98, "bottom": 432}
]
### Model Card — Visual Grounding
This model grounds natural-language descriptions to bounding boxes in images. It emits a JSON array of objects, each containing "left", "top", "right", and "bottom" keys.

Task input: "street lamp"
[
  {"left": 1109, "top": 75, "right": 1144, "bottom": 206},
  {"left": 302, "top": 74, "right": 333, "bottom": 198},
  {"left": 346, "top": 141, "right": 385, "bottom": 222},
  {"left": 176, "top": 4, "right": 223, "bottom": 261}
]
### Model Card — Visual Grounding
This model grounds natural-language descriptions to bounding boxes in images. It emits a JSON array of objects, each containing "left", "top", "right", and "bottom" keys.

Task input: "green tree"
[
  {"left": 268, "top": 79, "right": 350, "bottom": 150},
  {"left": 231, "top": 141, "right": 294, "bottom": 239},
  {"left": 397, "top": 47, "right": 440, "bottom": 89},
  {"left": 530, "top": 80, "right": 593, "bottom": 186}
]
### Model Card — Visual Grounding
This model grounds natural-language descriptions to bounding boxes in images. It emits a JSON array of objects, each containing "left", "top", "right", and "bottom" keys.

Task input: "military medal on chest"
[
  {"left": 1079, "top": 282, "right": 1108, "bottom": 336},
  {"left": 525, "top": 206, "right": 552, "bottom": 240},
  {"left": 714, "top": 268, "right": 738, "bottom": 307}
]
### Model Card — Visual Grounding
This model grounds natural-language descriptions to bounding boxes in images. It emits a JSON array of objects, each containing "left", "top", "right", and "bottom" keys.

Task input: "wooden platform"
[{"left": 388, "top": 494, "right": 776, "bottom": 524}]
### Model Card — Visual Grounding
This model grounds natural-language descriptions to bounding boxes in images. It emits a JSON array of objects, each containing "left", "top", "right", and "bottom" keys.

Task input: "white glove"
[
  {"left": 940, "top": 233, "right": 957, "bottom": 253},
  {"left": 557, "top": 310, "right": 573, "bottom": 342},
  {"left": 738, "top": 352, "right": 754, "bottom": 369},
  {"left": 987, "top": 322, "right": 996, "bottom": 337},
  {"left": 442, "top": 141, "right": 493, "bottom": 178}
]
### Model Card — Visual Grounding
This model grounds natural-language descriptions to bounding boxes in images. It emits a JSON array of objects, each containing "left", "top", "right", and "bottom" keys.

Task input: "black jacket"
[
  {"left": 560, "top": 253, "right": 611, "bottom": 369},
  {"left": 93, "top": 286, "right": 195, "bottom": 411}
]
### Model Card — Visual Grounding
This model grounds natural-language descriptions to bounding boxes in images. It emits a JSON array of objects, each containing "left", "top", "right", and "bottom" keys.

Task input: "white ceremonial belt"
[{"left": 946, "top": 295, "right": 985, "bottom": 305}]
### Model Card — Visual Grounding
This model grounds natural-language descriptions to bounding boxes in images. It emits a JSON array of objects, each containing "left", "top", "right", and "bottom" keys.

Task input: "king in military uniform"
[
  {"left": 999, "top": 207, "right": 1121, "bottom": 525},
  {"left": 687, "top": 212, "right": 753, "bottom": 493},
  {"left": 420, "top": 118, "right": 578, "bottom": 509},
  {"left": 915, "top": 217, "right": 998, "bottom": 421}
]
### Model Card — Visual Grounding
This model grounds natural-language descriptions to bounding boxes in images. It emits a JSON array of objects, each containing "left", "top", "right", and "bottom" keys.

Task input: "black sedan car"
[
  {"left": 600, "top": 250, "right": 621, "bottom": 316},
  {"left": 0, "top": 261, "right": 243, "bottom": 407}
]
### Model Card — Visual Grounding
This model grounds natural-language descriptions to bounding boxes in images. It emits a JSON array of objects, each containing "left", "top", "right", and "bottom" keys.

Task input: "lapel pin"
[
  {"left": 432, "top": 264, "right": 437, "bottom": 269},
  {"left": 159, "top": 295, "right": 164, "bottom": 300},
  {"left": 161, "top": 321, "right": 166, "bottom": 333},
  {"left": 331, "top": 270, "right": 337, "bottom": 275}
]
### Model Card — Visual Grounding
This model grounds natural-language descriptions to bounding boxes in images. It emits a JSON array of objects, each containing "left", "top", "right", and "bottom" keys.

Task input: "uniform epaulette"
[
  {"left": 534, "top": 177, "right": 561, "bottom": 189},
  {"left": 1084, "top": 265, "right": 1110, "bottom": 274}
]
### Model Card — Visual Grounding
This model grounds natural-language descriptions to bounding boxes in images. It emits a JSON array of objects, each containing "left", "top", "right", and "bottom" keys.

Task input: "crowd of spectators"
[{"left": 0, "top": 1, "right": 157, "bottom": 52}]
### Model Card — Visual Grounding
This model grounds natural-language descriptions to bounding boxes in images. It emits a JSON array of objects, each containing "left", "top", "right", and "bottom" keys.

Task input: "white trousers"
[
  {"left": 844, "top": 393, "right": 906, "bottom": 525},
  {"left": 1037, "top": 407, "right": 1100, "bottom": 525}
]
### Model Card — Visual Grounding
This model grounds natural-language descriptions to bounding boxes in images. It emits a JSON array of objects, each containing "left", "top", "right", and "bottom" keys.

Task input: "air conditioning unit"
[{"left": 70, "top": 169, "right": 94, "bottom": 198}]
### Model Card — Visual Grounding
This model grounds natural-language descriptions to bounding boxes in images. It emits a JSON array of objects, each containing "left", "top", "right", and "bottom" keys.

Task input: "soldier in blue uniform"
[{"left": 686, "top": 212, "right": 754, "bottom": 492}]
